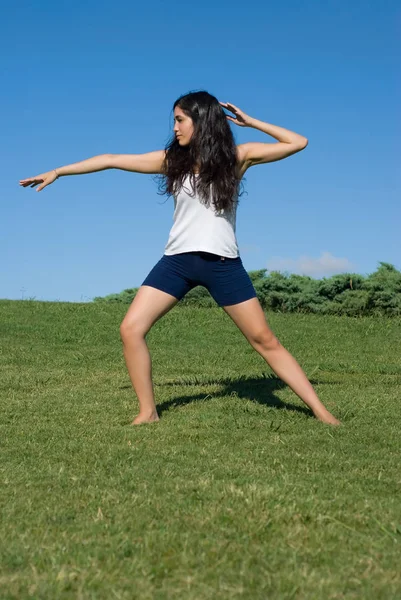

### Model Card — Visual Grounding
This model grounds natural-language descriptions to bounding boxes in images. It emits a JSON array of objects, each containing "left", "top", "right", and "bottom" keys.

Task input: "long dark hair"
[{"left": 154, "top": 90, "right": 246, "bottom": 213}]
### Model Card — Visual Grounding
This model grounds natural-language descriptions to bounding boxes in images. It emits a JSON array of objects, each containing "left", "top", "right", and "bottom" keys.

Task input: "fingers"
[
  {"left": 219, "top": 101, "right": 240, "bottom": 112},
  {"left": 19, "top": 181, "right": 37, "bottom": 188},
  {"left": 19, "top": 176, "right": 44, "bottom": 188},
  {"left": 219, "top": 101, "right": 236, "bottom": 113},
  {"left": 20, "top": 177, "right": 41, "bottom": 185}
]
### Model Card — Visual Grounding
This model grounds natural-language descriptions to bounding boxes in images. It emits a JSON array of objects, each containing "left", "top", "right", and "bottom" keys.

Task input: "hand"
[
  {"left": 219, "top": 101, "right": 253, "bottom": 127},
  {"left": 19, "top": 169, "right": 58, "bottom": 192}
]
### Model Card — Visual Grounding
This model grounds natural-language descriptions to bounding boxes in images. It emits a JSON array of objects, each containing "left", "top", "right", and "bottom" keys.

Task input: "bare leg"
[
  {"left": 120, "top": 286, "right": 179, "bottom": 424},
  {"left": 222, "top": 298, "right": 340, "bottom": 425},
  {"left": 257, "top": 340, "right": 340, "bottom": 425},
  {"left": 121, "top": 334, "right": 159, "bottom": 424}
]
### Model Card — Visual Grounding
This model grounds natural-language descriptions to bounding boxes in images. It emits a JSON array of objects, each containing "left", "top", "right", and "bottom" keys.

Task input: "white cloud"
[{"left": 266, "top": 252, "right": 355, "bottom": 277}]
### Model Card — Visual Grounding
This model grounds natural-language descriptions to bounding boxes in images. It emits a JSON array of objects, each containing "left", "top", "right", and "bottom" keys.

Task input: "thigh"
[
  {"left": 121, "top": 285, "right": 179, "bottom": 337},
  {"left": 141, "top": 254, "right": 196, "bottom": 303},
  {"left": 205, "top": 256, "right": 257, "bottom": 307},
  {"left": 222, "top": 296, "right": 278, "bottom": 348}
]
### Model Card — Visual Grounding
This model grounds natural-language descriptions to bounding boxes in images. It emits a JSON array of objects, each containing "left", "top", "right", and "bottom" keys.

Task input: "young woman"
[{"left": 20, "top": 90, "right": 340, "bottom": 426}]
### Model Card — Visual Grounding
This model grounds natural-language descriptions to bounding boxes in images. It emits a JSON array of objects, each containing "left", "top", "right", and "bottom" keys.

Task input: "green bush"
[{"left": 93, "top": 263, "right": 401, "bottom": 317}]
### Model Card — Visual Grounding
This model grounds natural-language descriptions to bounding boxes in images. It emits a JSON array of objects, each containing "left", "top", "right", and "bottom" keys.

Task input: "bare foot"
[
  {"left": 314, "top": 409, "right": 341, "bottom": 426},
  {"left": 131, "top": 412, "right": 160, "bottom": 425}
]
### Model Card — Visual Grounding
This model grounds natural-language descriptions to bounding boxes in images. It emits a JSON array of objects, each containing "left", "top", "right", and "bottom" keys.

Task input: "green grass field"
[{"left": 1, "top": 299, "right": 400, "bottom": 599}]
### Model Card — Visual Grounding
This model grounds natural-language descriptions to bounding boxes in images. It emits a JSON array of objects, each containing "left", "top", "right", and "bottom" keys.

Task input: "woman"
[{"left": 20, "top": 90, "right": 340, "bottom": 426}]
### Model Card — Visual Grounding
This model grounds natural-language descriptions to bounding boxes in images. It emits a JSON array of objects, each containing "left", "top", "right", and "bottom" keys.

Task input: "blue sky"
[{"left": 2, "top": 0, "right": 399, "bottom": 302}]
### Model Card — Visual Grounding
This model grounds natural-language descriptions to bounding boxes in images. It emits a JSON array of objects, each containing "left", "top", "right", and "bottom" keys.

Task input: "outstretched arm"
[
  {"left": 220, "top": 101, "right": 308, "bottom": 169},
  {"left": 19, "top": 151, "right": 167, "bottom": 192},
  {"left": 108, "top": 150, "right": 166, "bottom": 174}
]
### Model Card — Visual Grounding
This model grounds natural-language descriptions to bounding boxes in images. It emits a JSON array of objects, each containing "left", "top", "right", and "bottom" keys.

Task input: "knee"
[
  {"left": 120, "top": 319, "right": 146, "bottom": 342},
  {"left": 254, "top": 330, "right": 281, "bottom": 352}
]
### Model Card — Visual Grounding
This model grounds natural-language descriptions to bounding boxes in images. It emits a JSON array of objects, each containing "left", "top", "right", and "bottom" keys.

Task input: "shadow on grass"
[{"left": 154, "top": 374, "right": 315, "bottom": 419}]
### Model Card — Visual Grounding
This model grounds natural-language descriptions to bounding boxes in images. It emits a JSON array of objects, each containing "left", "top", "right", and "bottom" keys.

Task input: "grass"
[{"left": 1, "top": 299, "right": 400, "bottom": 599}]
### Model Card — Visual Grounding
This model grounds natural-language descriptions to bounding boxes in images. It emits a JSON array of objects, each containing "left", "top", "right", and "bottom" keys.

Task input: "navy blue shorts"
[{"left": 141, "top": 251, "right": 257, "bottom": 307}]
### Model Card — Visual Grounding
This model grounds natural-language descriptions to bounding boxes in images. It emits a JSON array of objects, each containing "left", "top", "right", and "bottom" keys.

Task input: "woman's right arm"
[
  {"left": 19, "top": 150, "right": 167, "bottom": 192},
  {"left": 108, "top": 150, "right": 167, "bottom": 174}
]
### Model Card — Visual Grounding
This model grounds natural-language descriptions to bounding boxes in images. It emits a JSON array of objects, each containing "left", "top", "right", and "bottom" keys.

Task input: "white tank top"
[{"left": 164, "top": 173, "right": 240, "bottom": 258}]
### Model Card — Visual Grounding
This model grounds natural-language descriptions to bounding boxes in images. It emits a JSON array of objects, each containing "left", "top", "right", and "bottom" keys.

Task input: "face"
[{"left": 173, "top": 106, "right": 194, "bottom": 146}]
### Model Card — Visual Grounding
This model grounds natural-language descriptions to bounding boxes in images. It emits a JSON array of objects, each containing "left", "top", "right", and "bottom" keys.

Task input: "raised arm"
[
  {"left": 19, "top": 150, "right": 167, "bottom": 192},
  {"left": 220, "top": 101, "right": 308, "bottom": 172}
]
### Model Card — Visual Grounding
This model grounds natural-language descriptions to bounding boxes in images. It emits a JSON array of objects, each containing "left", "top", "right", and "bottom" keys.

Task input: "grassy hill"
[{"left": 1, "top": 299, "right": 400, "bottom": 598}]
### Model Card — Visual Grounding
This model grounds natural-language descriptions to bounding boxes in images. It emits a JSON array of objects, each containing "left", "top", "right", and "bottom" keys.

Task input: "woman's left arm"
[{"left": 220, "top": 101, "right": 308, "bottom": 166}]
